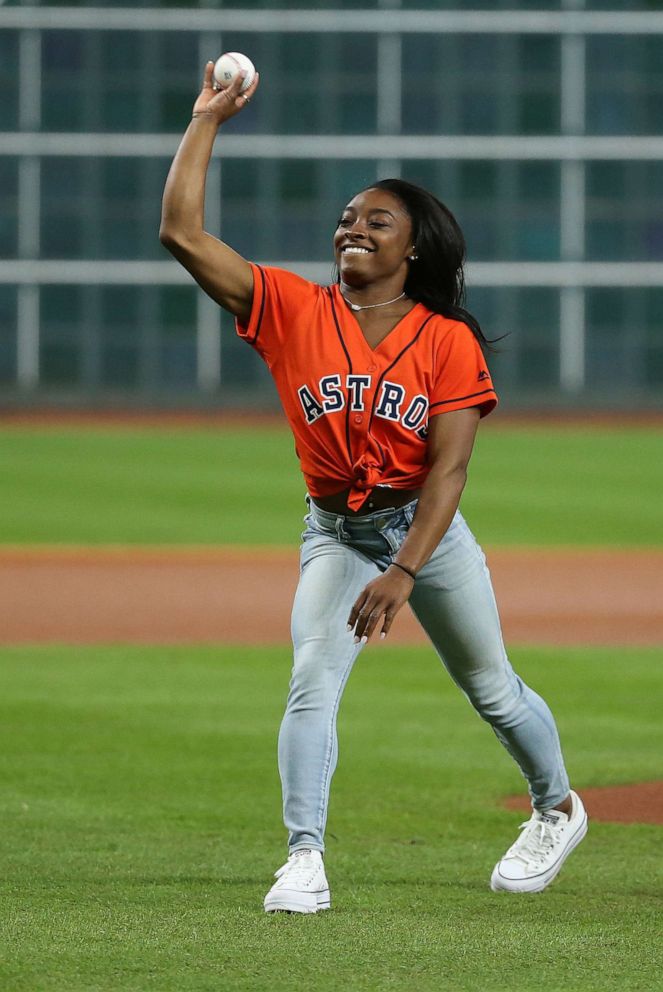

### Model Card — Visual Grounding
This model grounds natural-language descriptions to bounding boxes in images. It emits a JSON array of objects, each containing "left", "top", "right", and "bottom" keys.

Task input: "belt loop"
[{"left": 335, "top": 515, "right": 347, "bottom": 541}]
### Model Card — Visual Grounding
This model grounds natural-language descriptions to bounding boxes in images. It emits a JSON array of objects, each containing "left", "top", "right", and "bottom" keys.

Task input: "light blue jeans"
[{"left": 279, "top": 498, "right": 570, "bottom": 853}]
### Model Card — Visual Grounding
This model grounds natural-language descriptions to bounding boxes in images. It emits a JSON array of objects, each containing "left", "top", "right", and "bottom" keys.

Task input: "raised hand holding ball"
[
  {"left": 213, "top": 52, "right": 256, "bottom": 93},
  {"left": 192, "top": 58, "right": 259, "bottom": 125}
]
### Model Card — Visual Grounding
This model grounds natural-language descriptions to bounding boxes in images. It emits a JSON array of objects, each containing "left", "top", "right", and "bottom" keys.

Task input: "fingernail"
[
  {"left": 353, "top": 636, "right": 360, "bottom": 644},
  {"left": 380, "top": 632, "right": 386, "bottom": 640},
  {"left": 346, "top": 624, "right": 352, "bottom": 632},
  {"left": 361, "top": 636, "right": 368, "bottom": 644}
]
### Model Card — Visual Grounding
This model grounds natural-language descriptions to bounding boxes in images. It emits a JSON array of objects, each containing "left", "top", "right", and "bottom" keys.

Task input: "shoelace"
[
  {"left": 275, "top": 851, "right": 321, "bottom": 885},
  {"left": 509, "top": 818, "right": 562, "bottom": 868}
]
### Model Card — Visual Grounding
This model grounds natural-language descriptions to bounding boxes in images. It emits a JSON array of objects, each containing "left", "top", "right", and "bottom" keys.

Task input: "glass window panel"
[
  {"left": 518, "top": 162, "right": 557, "bottom": 200},
  {"left": 459, "top": 90, "right": 501, "bottom": 134},
  {"left": 41, "top": 158, "right": 167, "bottom": 260},
  {"left": 41, "top": 32, "right": 86, "bottom": 131},
  {"left": 464, "top": 286, "right": 561, "bottom": 395},
  {"left": 41, "top": 30, "right": 197, "bottom": 132},
  {"left": 464, "top": 287, "right": 499, "bottom": 342},
  {"left": 587, "top": 36, "right": 663, "bottom": 135},
  {"left": 40, "top": 286, "right": 83, "bottom": 385},
  {"left": 0, "top": 160, "right": 19, "bottom": 259},
  {"left": 585, "top": 289, "right": 651, "bottom": 389},
  {"left": 279, "top": 161, "right": 316, "bottom": 202},
  {"left": 409, "top": 161, "right": 559, "bottom": 263},
  {"left": 157, "top": 288, "right": 197, "bottom": 388},
  {"left": 0, "top": 31, "right": 19, "bottom": 130},
  {"left": 644, "top": 291, "right": 663, "bottom": 387},
  {"left": 154, "top": 34, "right": 199, "bottom": 130},
  {"left": 517, "top": 35, "right": 559, "bottom": 73},
  {"left": 518, "top": 92, "right": 558, "bottom": 134},
  {"left": 402, "top": 34, "right": 559, "bottom": 136},
  {"left": 0, "top": 288, "right": 17, "bottom": 384},
  {"left": 220, "top": 33, "right": 376, "bottom": 136},
  {"left": 513, "top": 288, "right": 560, "bottom": 388},
  {"left": 159, "top": 287, "right": 195, "bottom": 330},
  {"left": 99, "top": 287, "right": 140, "bottom": 387},
  {"left": 41, "top": 159, "right": 86, "bottom": 258},
  {"left": 220, "top": 309, "right": 276, "bottom": 393},
  {"left": 586, "top": 163, "right": 663, "bottom": 262},
  {"left": 586, "top": 162, "right": 626, "bottom": 199}
]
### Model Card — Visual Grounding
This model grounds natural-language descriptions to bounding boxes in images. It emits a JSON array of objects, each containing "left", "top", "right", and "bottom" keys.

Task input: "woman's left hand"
[{"left": 347, "top": 566, "right": 414, "bottom": 643}]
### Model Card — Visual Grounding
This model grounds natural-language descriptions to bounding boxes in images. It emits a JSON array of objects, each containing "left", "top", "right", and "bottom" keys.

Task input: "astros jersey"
[{"left": 236, "top": 264, "right": 497, "bottom": 510}]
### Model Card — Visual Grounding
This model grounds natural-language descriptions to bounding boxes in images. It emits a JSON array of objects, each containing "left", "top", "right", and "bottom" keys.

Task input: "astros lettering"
[{"left": 298, "top": 375, "right": 428, "bottom": 431}]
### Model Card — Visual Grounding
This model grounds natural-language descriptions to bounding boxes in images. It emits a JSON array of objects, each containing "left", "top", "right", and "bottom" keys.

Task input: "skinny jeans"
[{"left": 279, "top": 498, "right": 570, "bottom": 854}]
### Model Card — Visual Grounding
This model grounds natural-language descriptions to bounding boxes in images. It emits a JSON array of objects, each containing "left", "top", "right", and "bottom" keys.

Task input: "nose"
[{"left": 346, "top": 221, "right": 368, "bottom": 239}]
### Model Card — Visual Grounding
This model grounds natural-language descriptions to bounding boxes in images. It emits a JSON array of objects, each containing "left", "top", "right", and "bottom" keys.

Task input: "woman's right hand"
[{"left": 192, "top": 60, "right": 260, "bottom": 126}]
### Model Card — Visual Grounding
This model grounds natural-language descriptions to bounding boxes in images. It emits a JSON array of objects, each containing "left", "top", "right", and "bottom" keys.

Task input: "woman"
[{"left": 160, "top": 64, "right": 587, "bottom": 914}]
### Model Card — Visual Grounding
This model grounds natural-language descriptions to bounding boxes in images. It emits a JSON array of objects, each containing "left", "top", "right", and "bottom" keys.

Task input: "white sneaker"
[
  {"left": 491, "top": 790, "right": 588, "bottom": 893},
  {"left": 263, "top": 849, "right": 331, "bottom": 914}
]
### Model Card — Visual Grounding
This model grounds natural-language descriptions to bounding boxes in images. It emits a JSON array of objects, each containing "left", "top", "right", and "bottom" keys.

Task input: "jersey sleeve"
[
  {"left": 428, "top": 321, "right": 498, "bottom": 419},
  {"left": 235, "top": 263, "right": 317, "bottom": 367}
]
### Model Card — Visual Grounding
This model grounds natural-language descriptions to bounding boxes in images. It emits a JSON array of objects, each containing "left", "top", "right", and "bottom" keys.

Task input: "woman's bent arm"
[
  {"left": 347, "top": 406, "right": 481, "bottom": 642},
  {"left": 159, "top": 62, "right": 260, "bottom": 322}
]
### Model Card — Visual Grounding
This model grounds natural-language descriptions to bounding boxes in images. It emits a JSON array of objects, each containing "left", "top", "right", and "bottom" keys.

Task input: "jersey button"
[{"left": 353, "top": 414, "right": 363, "bottom": 425}]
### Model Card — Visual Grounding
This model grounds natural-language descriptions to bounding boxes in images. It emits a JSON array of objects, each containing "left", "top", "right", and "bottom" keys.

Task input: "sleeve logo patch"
[{"left": 477, "top": 370, "right": 490, "bottom": 381}]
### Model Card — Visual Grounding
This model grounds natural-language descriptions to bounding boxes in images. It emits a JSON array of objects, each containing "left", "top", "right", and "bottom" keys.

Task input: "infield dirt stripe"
[{"left": 1, "top": 547, "right": 662, "bottom": 646}]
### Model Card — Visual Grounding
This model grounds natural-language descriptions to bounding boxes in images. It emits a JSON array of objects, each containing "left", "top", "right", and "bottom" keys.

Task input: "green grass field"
[
  {"left": 2, "top": 422, "right": 661, "bottom": 990},
  {"left": 1, "top": 423, "right": 662, "bottom": 546},
  {"left": 1, "top": 644, "right": 661, "bottom": 992}
]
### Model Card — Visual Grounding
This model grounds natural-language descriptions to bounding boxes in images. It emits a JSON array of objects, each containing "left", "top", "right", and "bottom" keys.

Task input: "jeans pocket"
[
  {"left": 381, "top": 509, "right": 409, "bottom": 554},
  {"left": 301, "top": 512, "right": 336, "bottom": 542},
  {"left": 403, "top": 500, "right": 417, "bottom": 526}
]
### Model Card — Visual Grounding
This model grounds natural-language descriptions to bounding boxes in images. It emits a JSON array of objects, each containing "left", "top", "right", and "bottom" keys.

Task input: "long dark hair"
[{"left": 349, "top": 178, "right": 494, "bottom": 350}]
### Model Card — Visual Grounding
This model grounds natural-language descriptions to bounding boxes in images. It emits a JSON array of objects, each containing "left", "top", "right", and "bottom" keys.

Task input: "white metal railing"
[
  {"left": 3, "top": 8, "right": 663, "bottom": 34},
  {"left": 3, "top": 260, "right": 663, "bottom": 289},
  {"left": 4, "top": 133, "right": 663, "bottom": 160}
]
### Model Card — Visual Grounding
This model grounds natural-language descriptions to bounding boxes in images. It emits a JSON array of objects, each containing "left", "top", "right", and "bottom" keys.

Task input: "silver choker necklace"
[{"left": 341, "top": 291, "right": 406, "bottom": 312}]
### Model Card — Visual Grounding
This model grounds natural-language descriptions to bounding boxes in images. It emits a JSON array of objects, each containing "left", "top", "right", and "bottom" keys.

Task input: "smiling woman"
[{"left": 160, "top": 62, "right": 587, "bottom": 915}]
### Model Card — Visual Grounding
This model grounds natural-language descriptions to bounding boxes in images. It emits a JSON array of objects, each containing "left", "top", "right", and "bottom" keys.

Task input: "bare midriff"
[{"left": 312, "top": 486, "right": 422, "bottom": 516}]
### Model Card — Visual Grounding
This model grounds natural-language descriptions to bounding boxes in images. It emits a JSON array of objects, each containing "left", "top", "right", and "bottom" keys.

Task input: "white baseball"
[{"left": 213, "top": 52, "right": 256, "bottom": 93}]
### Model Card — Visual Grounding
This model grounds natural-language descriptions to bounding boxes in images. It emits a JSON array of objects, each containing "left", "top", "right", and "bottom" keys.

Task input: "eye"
[
  {"left": 337, "top": 216, "right": 352, "bottom": 227},
  {"left": 369, "top": 221, "right": 388, "bottom": 229}
]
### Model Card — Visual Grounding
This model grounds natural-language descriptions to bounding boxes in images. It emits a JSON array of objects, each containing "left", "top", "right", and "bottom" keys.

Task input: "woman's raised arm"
[{"left": 159, "top": 62, "right": 260, "bottom": 323}]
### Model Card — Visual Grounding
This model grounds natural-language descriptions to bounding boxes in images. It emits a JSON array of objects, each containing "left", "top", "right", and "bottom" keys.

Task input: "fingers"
[
  {"left": 243, "top": 70, "right": 260, "bottom": 102},
  {"left": 222, "top": 70, "right": 246, "bottom": 101},
  {"left": 356, "top": 606, "right": 382, "bottom": 644},
  {"left": 346, "top": 591, "right": 366, "bottom": 639},
  {"left": 203, "top": 61, "right": 214, "bottom": 90},
  {"left": 347, "top": 591, "right": 380, "bottom": 644},
  {"left": 347, "top": 571, "right": 413, "bottom": 645},
  {"left": 380, "top": 611, "right": 395, "bottom": 640}
]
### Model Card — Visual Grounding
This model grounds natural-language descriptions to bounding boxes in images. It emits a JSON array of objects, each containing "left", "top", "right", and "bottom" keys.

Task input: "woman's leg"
[
  {"left": 279, "top": 531, "right": 379, "bottom": 853},
  {"left": 408, "top": 512, "right": 570, "bottom": 810}
]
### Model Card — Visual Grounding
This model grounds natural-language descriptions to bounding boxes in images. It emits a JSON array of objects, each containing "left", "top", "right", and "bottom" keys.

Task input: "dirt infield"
[
  {"left": 1, "top": 545, "right": 662, "bottom": 646},
  {"left": 504, "top": 782, "right": 663, "bottom": 825},
  {"left": 2, "top": 543, "right": 661, "bottom": 825}
]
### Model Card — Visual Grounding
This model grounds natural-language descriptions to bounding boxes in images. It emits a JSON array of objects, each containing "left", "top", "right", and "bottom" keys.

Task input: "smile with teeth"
[{"left": 342, "top": 246, "right": 373, "bottom": 254}]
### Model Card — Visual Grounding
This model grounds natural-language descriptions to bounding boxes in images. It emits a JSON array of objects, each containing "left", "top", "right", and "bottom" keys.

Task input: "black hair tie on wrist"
[{"left": 390, "top": 561, "right": 416, "bottom": 581}]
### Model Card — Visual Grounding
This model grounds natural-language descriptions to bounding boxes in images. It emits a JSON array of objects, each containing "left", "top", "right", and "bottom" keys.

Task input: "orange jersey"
[{"left": 236, "top": 264, "right": 497, "bottom": 510}]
